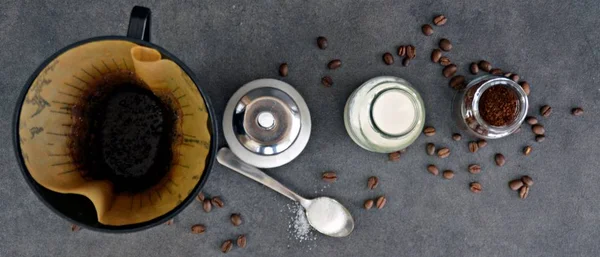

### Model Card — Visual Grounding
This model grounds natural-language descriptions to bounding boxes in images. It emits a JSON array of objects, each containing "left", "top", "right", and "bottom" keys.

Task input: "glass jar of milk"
[{"left": 344, "top": 76, "right": 425, "bottom": 153}]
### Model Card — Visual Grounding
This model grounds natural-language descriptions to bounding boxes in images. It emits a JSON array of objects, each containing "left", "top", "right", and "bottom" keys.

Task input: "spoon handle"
[{"left": 217, "top": 148, "right": 309, "bottom": 206}]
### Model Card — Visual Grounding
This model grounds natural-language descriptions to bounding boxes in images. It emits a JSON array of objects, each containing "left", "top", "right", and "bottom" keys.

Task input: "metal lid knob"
[
  {"left": 223, "top": 79, "right": 311, "bottom": 168},
  {"left": 257, "top": 112, "right": 275, "bottom": 129},
  {"left": 233, "top": 88, "right": 301, "bottom": 155}
]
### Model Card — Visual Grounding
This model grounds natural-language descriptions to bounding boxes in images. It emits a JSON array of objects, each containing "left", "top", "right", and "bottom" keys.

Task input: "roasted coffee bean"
[
  {"left": 317, "top": 36, "right": 328, "bottom": 49},
  {"left": 449, "top": 75, "right": 466, "bottom": 90},
  {"left": 532, "top": 124, "right": 545, "bottom": 135},
  {"left": 490, "top": 68, "right": 503, "bottom": 75},
  {"left": 478, "top": 60, "right": 492, "bottom": 72},
  {"left": 477, "top": 139, "right": 487, "bottom": 148},
  {"left": 221, "top": 240, "right": 233, "bottom": 253},
  {"left": 510, "top": 74, "right": 520, "bottom": 82},
  {"left": 470, "top": 62, "right": 479, "bottom": 74},
  {"left": 402, "top": 57, "right": 411, "bottom": 67},
  {"left": 426, "top": 143, "right": 436, "bottom": 156},
  {"left": 321, "top": 76, "right": 333, "bottom": 87},
  {"left": 439, "top": 38, "right": 452, "bottom": 51},
  {"left": 519, "top": 186, "right": 529, "bottom": 199},
  {"left": 439, "top": 57, "right": 451, "bottom": 66},
  {"left": 322, "top": 171, "right": 338, "bottom": 183},
  {"left": 212, "top": 197, "right": 224, "bottom": 208},
  {"left": 519, "top": 81, "right": 530, "bottom": 95},
  {"left": 433, "top": 15, "right": 448, "bottom": 26},
  {"left": 423, "top": 126, "right": 436, "bottom": 136},
  {"left": 442, "top": 64, "right": 457, "bottom": 78},
  {"left": 165, "top": 219, "right": 174, "bottom": 225},
  {"left": 364, "top": 199, "right": 374, "bottom": 210},
  {"left": 452, "top": 133, "right": 462, "bottom": 141},
  {"left": 383, "top": 52, "right": 394, "bottom": 65},
  {"left": 495, "top": 153, "right": 506, "bottom": 167},
  {"left": 231, "top": 213, "right": 242, "bottom": 226},
  {"left": 403, "top": 45, "right": 411, "bottom": 55},
  {"left": 427, "top": 164, "right": 439, "bottom": 176},
  {"left": 535, "top": 135, "right": 546, "bottom": 142},
  {"left": 203, "top": 199, "right": 212, "bottom": 212},
  {"left": 375, "top": 196, "right": 387, "bottom": 209},
  {"left": 406, "top": 45, "right": 416, "bottom": 59},
  {"left": 191, "top": 224, "right": 206, "bottom": 234},
  {"left": 197, "top": 192, "right": 205, "bottom": 202},
  {"left": 468, "top": 141, "right": 479, "bottom": 153},
  {"left": 237, "top": 235, "right": 247, "bottom": 248},
  {"left": 398, "top": 45, "right": 406, "bottom": 57},
  {"left": 422, "top": 24, "right": 434, "bottom": 35},
  {"left": 470, "top": 182, "right": 482, "bottom": 193},
  {"left": 509, "top": 179, "right": 524, "bottom": 191},
  {"left": 367, "top": 176, "right": 379, "bottom": 190},
  {"left": 540, "top": 105, "right": 552, "bottom": 117},
  {"left": 521, "top": 176, "right": 534, "bottom": 186},
  {"left": 468, "top": 164, "right": 482, "bottom": 174},
  {"left": 328, "top": 59, "right": 342, "bottom": 69},
  {"left": 388, "top": 151, "right": 401, "bottom": 161},
  {"left": 279, "top": 63, "right": 288, "bottom": 77},
  {"left": 431, "top": 49, "right": 442, "bottom": 63},
  {"left": 526, "top": 116, "right": 538, "bottom": 125},
  {"left": 437, "top": 147, "right": 450, "bottom": 158},
  {"left": 572, "top": 107, "right": 584, "bottom": 116},
  {"left": 523, "top": 146, "right": 532, "bottom": 156},
  {"left": 71, "top": 224, "right": 81, "bottom": 232},
  {"left": 443, "top": 170, "right": 454, "bottom": 179},
  {"left": 433, "top": 15, "right": 447, "bottom": 26}
]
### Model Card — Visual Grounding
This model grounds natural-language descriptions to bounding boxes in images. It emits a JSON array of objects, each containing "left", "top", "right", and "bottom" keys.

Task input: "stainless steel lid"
[{"left": 223, "top": 79, "right": 311, "bottom": 168}]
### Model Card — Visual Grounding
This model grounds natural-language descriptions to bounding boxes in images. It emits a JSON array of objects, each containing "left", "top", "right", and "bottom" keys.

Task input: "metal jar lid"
[{"left": 223, "top": 79, "right": 311, "bottom": 168}]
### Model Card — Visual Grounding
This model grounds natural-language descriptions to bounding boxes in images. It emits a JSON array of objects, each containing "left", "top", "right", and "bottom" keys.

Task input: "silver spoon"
[{"left": 216, "top": 147, "right": 354, "bottom": 237}]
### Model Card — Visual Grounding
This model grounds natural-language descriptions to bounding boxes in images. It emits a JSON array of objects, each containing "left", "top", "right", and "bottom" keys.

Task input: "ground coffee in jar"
[
  {"left": 478, "top": 85, "right": 519, "bottom": 126},
  {"left": 453, "top": 76, "right": 528, "bottom": 139}
]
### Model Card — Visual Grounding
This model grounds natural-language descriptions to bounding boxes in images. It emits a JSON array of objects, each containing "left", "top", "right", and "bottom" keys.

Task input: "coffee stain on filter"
[{"left": 18, "top": 40, "right": 211, "bottom": 226}]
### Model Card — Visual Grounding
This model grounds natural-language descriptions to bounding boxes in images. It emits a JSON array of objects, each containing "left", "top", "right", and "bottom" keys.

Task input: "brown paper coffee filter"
[{"left": 18, "top": 40, "right": 211, "bottom": 226}]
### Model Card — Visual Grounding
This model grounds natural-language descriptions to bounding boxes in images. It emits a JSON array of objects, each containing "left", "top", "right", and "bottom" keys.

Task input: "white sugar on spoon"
[{"left": 217, "top": 147, "right": 354, "bottom": 237}]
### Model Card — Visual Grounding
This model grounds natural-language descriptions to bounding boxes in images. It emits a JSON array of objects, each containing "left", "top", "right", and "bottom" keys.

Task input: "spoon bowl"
[
  {"left": 304, "top": 197, "right": 354, "bottom": 237},
  {"left": 216, "top": 147, "right": 354, "bottom": 237}
]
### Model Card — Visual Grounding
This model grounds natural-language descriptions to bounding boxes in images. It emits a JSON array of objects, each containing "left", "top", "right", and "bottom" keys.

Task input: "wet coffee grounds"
[{"left": 70, "top": 71, "right": 175, "bottom": 193}]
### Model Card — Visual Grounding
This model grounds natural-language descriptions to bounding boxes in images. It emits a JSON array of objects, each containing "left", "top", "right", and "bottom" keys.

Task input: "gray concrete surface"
[{"left": 2, "top": 0, "right": 600, "bottom": 256}]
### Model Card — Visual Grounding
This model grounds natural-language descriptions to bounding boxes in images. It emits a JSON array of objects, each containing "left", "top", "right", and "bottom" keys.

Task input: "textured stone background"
[{"left": 1, "top": 0, "right": 600, "bottom": 256}]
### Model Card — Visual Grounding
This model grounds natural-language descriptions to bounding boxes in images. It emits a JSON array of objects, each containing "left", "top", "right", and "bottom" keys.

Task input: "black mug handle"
[{"left": 127, "top": 6, "right": 151, "bottom": 41}]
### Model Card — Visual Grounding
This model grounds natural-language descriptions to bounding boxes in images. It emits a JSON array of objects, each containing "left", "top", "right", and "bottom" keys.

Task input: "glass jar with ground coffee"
[{"left": 453, "top": 75, "right": 528, "bottom": 139}]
